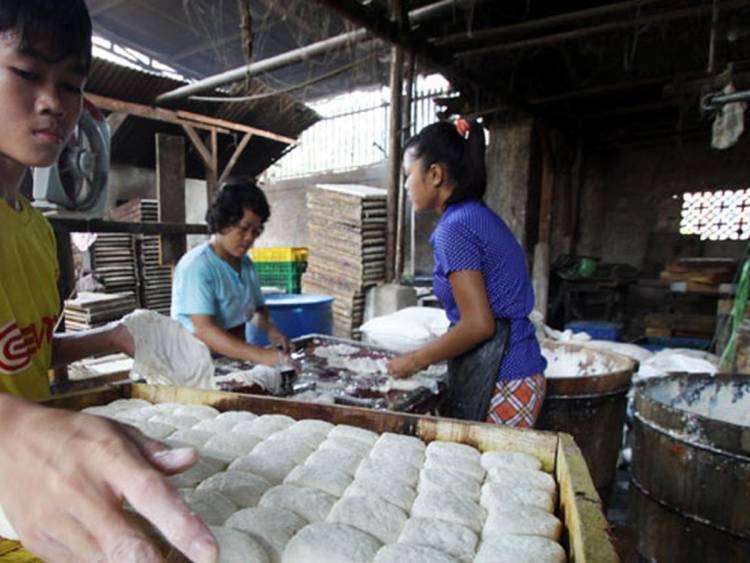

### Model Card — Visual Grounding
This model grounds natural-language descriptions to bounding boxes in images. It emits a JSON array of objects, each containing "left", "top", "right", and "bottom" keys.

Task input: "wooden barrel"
[
  {"left": 632, "top": 373, "right": 750, "bottom": 562},
  {"left": 536, "top": 341, "right": 636, "bottom": 503}
]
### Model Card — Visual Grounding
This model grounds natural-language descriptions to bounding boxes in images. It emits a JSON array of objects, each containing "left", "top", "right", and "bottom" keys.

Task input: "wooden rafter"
[
  {"left": 85, "top": 93, "right": 298, "bottom": 145},
  {"left": 313, "top": 0, "right": 524, "bottom": 113},
  {"left": 219, "top": 132, "right": 253, "bottom": 184},
  {"left": 181, "top": 124, "right": 215, "bottom": 171}
]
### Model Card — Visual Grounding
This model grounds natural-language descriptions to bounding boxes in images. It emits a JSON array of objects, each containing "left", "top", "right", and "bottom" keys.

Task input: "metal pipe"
[
  {"left": 156, "top": 29, "right": 369, "bottom": 104},
  {"left": 705, "top": 89, "right": 750, "bottom": 109},
  {"left": 156, "top": 0, "right": 466, "bottom": 105},
  {"left": 458, "top": 1, "right": 750, "bottom": 58},
  {"left": 434, "top": 0, "right": 665, "bottom": 46}
]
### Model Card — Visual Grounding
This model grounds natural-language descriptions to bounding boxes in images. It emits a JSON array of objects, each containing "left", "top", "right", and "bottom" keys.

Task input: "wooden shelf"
[{"left": 47, "top": 217, "right": 208, "bottom": 236}]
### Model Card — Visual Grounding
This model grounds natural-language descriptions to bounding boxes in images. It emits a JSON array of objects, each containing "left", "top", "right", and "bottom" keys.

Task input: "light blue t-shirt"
[{"left": 171, "top": 241, "right": 265, "bottom": 333}]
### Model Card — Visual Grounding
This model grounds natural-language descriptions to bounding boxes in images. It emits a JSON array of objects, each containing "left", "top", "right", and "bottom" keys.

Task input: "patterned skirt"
[{"left": 486, "top": 373, "right": 546, "bottom": 428}]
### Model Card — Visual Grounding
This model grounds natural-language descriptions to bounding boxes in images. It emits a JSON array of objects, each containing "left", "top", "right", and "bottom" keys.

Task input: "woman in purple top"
[{"left": 387, "top": 120, "right": 547, "bottom": 426}]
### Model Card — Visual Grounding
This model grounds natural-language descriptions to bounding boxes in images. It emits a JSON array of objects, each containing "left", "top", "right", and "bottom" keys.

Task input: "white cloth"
[
  {"left": 121, "top": 309, "right": 216, "bottom": 389},
  {"left": 359, "top": 307, "right": 450, "bottom": 353}
]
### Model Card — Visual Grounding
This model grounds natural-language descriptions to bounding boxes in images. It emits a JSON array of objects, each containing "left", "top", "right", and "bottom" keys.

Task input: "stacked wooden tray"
[
  {"left": 137, "top": 235, "right": 173, "bottom": 316},
  {"left": 89, "top": 233, "right": 138, "bottom": 295},
  {"left": 303, "top": 184, "right": 387, "bottom": 339},
  {"left": 63, "top": 291, "right": 137, "bottom": 331},
  {"left": 109, "top": 198, "right": 159, "bottom": 223}
]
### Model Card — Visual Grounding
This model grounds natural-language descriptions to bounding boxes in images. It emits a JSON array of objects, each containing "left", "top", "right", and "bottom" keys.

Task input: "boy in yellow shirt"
[{"left": 0, "top": 1, "right": 218, "bottom": 561}]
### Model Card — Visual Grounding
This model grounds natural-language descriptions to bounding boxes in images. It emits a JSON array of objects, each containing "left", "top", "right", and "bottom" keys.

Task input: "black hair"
[
  {"left": 0, "top": 0, "right": 92, "bottom": 72},
  {"left": 206, "top": 178, "right": 271, "bottom": 234},
  {"left": 403, "top": 119, "right": 487, "bottom": 205}
]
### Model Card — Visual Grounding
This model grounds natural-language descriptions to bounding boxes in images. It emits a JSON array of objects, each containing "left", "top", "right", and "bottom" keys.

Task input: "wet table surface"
[{"left": 214, "top": 334, "right": 448, "bottom": 413}]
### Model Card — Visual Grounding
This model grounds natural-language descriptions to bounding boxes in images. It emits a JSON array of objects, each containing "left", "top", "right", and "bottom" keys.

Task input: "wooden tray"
[{"left": 7, "top": 384, "right": 618, "bottom": 562}]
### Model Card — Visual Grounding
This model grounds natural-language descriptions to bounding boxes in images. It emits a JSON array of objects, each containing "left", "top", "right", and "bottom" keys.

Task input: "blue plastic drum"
[{"left": 246, "top": 294, "right": 334, "bottom": 346}]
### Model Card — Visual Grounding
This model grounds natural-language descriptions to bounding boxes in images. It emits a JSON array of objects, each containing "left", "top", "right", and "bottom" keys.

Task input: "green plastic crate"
[{"left": 254, "top": 261, "right": 307, "bottom": 293}]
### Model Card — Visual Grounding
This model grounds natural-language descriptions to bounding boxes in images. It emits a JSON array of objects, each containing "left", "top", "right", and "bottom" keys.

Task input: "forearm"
[
  {"left": 409, "top": 319, "right": 496, "bottom": 370},
  {"left": 51, "top": 323, "right": 130, "bottom": 368},
  {"left": 194, "top": 323, "right": 272, "bottom": 364},
  {"left": 252, "top": 308, "right": 278, "bottom": 334}
]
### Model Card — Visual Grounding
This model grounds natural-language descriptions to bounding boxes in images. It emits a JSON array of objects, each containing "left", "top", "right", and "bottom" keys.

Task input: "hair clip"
[{"left": 456, "top": 118, "right": 470, "bottom": 136}]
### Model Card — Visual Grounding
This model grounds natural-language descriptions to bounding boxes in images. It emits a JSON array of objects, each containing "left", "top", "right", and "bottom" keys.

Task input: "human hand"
[
  {"left": 387, "top": 353, "right": 421, "bottom": 379},
  {"left": 267, "top": 326, "right": 292, "bottom": 353},
  {"left": 254, "top": 346, "right": 292, "bottom": 368},
  {"left": 0, "top": 395, "right": 218, "bottom": 563}
]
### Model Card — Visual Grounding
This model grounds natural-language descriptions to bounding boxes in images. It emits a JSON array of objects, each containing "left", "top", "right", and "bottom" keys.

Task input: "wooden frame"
[
  {"left": 85, "top": 93, "right": 297, "bottom": 200},
  {"left": 29, "top": 383, "right": 619, "bottom": 563}
]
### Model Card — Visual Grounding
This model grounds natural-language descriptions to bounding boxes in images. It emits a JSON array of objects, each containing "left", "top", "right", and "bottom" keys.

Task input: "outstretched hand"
[
  {"left": 387, "top": 353, "right": 421, "bottom": 379},
  {"left": 267, "top": 325, "right": 292, "bottom": 354},
  {"left": 0, "top": 395, "right": 218, "bottom": 562}
]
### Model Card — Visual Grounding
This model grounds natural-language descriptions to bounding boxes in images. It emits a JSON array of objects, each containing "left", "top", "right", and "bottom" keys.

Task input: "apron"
[{"left": 441, "top": 319, "right": 511, "bottom": 421}]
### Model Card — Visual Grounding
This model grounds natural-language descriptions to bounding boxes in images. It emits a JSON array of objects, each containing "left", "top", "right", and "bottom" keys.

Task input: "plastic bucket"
[{"left": 246, "top": 294, "right": 334, "bottom": 346}]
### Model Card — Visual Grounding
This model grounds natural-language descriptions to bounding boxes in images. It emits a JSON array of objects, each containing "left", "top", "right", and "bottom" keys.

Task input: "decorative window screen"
[{"left": 680, "top": 189, "right": 750, "bottom": 241}]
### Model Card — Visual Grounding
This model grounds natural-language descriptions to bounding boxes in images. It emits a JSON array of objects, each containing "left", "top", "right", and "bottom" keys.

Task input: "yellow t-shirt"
[{"left": 0, "top": 196, "right": 58, "bottom": 400}]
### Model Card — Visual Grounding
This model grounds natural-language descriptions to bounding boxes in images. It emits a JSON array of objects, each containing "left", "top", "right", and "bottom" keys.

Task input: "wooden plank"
[
  {"left": 48, "top": 217, "right": 208, "bottom": 236},
  {"left": 176, "top": 109, "right": 297, "bottom": 145},
  {"left": 207, "top": 128, "right": 218, "bottom": 202},
  {"left": 156, "top": 134, "right": 187, "bottom": 266},
  {"left": 106, "top": 112, "right": 128, "bottom": 136},
  {"left": 44, "top": 383, "right": 558, "bottom": 470},
  {"left": 86, "top": 93, "right": 229, "bottom": 134},
  {"left": 181, "top": 124, "right": 213, "bottom": 171},
  {"left": 219, "top": 132, "right": 253, "bottom": 184},
  {"left": 86, "top": 93, "right": 297, "bottom": 145},
  {"left": 556, "top": 433, "right": 619, "bottom": 563}
]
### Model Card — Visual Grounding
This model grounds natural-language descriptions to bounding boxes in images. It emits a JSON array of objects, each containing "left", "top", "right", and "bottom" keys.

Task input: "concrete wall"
[
  {"left": 486, "top": 114, "right": 537, "bottom": 256},
  {"left": 260, "top": 163, "right": 388, "bottom": 249},
  {"left": 576, "top": 133, "right": 750, "bottom": 275}
]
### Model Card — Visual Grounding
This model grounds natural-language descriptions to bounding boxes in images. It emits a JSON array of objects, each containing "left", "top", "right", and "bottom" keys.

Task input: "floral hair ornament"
[{"left": 455, "top": 118, "right": 471, "bottom": 136}]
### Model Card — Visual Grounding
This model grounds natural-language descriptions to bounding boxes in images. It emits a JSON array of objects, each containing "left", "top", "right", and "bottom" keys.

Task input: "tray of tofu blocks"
[{"left": 22, "top": 383, "right": 618, "bottom": 563}]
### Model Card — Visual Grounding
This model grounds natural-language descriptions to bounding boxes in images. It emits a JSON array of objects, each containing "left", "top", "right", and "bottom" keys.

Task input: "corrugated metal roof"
[{"left": 85, "top": 58, "right": 319, "bottom": 178}]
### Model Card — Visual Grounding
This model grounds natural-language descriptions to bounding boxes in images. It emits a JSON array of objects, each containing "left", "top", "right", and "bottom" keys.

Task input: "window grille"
[
  {"left": 266, "top": 74, "right": 452, "bottom": 180},
  {"left": 680, "top": 189, "right": 750, "bottom": 241}
]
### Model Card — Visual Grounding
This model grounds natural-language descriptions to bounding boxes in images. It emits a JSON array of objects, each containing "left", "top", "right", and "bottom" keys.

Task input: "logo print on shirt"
[
  {"left": 0, "top": 321, "right": 32, "bottom": 373},
  {"left": 0, "top": 317, "right": 56, "bottom": 374}
]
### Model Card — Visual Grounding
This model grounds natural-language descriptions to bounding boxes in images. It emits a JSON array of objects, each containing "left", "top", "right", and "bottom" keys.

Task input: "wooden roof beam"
[
  {"left": 458, "top": 1, "right": 750, "bottom": 58},
  {"left": 85, "top": 93, "right": 298, "bottom": 145},
  {"left": 312, "top": 0, "right": 496, "bottom": 105}
]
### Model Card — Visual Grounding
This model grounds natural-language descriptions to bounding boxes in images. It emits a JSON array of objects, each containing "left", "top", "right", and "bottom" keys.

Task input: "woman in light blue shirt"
[{"left": 171, "top": 179, "right": 290, "bottom": 366}]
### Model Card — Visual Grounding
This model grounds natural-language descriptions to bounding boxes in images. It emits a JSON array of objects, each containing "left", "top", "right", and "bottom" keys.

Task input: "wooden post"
[
  {"left": 385, "top": 0, "right": 405, "bottom": 283},
  {"left": 395, "top": 52, "right": 414, "bottom": 281},
  {"left": 219, "top": 132, "right": 253, "bottom": 184},
  {"left": 207, "top": 128, "right": 219, "bottom": 203},
  {"left": 156, "top": 134, "right": 186, "bottom": 266},
  {"left": 533, "top": 125, "right": 555, "bottom": 319}
]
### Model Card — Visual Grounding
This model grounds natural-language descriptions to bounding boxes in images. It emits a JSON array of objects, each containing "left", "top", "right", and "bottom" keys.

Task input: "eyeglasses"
[{"left": 235, "top": 222, "right": 264, "bottom": 237}]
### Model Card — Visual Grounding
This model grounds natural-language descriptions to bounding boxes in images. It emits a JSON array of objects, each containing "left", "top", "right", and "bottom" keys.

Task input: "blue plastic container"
[
  {"left": 246, "top": 294, "right": 334, "bottom": 346},
  {"left": 565, "top": 320, "right": 622, "bottom": 341},
  {"left": 633, "top": 336, "right": 712, "bottom": 352}
]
